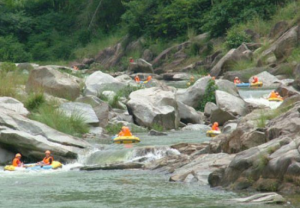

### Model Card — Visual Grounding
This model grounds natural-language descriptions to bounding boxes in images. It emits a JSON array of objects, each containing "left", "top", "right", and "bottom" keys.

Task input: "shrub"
[
  {"left": 105, "top": 123, "right": 123, "bottom": 135},
  {"left": 0, "top": 36, "right": 31, "bottom": 62},
  {"left": 151, "top": 123, "right": 164, "bottom": 132},
  {"left": 225, "top": 29, "right": 251, "bottom": 50},
  {"left": 0, "top": 71, "right": 28, "bottom": 98},
  {"left": 0, "top": 62, "right": 17, "bottom": 73},
  {"left": 25, "top": 93, "right": 45, "bottom": 112},
  {"left": 30, "top": 104, "right": 89, "bottom": 137},
  {"left": 197, "top": 79, "right": 218, "bottom": 111}
]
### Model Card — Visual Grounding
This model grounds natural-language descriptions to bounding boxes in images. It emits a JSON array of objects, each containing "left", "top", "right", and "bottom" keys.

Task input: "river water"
[{"left": 0, "top": 88, "right": 291, "bottom": 208}]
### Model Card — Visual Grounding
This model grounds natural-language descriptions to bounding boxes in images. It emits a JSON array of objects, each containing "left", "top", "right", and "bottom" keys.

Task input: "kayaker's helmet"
[
  {"left": 276, "top": 92, "right": 279, "bottom": 95},
  {"left": 15, "top": 153, "right": 21, "bottom": 158},
  {"left": 214, "top": 122, "right": 219, "bottom": 126},
  {"left": 45, "top": 150, "right": 51, "bottom": 154},
  {"left": 122, "top": 126, "right": 126, "bottom": 130},
  {"left": 235, "top": 77, "right": 238, "bottom": 79}
]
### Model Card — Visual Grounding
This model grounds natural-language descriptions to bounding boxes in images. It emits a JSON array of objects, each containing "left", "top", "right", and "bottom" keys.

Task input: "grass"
[
  {"left": 25, "top": 93, "right": 46, "bottom": 112},
  {"left": 151, "top": 123, "right": 164, "bottom": 132},
  {"left": 256, "top": 112, "right": 268, "bottom": 128},
  {"left": 30, "top": 102, "right": 89, "bottom": 137},
  {"left": 105, "top": 123, "right": 123, "bottom": 135},
  {"left": 73, "top": 33, "right": 123, "bottom": 59},
  {"left": 0, "top": 70, "right": 28, "bottom": 98},
  {"left": 230, "top": 59, "right": 256, "bottom": 71},
  {"left": 257, "top": 154, "right": 270, "bottom": 171},
  {"left": 287, "top": 47, "right": 300, "bottom": 63}
]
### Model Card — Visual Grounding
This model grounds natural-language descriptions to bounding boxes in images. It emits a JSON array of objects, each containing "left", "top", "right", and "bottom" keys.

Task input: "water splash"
[{"left": 245, "top": 96, "right": 282, "bottom": 110}]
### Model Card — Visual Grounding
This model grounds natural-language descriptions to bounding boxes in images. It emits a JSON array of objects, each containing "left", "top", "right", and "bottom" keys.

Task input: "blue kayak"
[
  {"left": 26, "top": 165, "right": 53, "bottom": 170},
  {"left": 236, "top": 83, "right": 251, "bottom": 88}
]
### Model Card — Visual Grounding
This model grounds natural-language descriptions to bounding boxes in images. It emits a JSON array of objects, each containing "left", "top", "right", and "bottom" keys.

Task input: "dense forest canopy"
[{"left": 0, "top": 0, "right": 289, "bottom": 62}]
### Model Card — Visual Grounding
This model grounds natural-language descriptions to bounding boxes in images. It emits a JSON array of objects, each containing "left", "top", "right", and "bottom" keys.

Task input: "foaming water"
[{"left": 245, "top": 96, "right": 282, "bottom": 109}]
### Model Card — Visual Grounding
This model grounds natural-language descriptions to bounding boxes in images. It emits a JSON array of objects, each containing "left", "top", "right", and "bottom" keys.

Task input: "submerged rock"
[
  {"left": 233, "top": 193, "right": 286, "bottom": 204},
  {"left": 149, "top": 129, "right": 167, "bottom": 136},
  {"left": 80, "top": 162, "right": 143, "bottom": 171}
]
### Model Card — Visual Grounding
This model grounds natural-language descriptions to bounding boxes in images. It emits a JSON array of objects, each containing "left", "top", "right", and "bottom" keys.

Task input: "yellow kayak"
[
  {"left": 113, "top": 136, "right": 140, "bottom": 144},
  {"left": 250, "top": 82, "right": 263, "bottom": 87},
  {"left": 268, "top": 97, "right": 283, "bottom": 102},
  {"left": 206, "top": 130, "right": 221, "bottom": 138},
  {"left": 4, "top": 161, "right": 62, "bottom": 171}
]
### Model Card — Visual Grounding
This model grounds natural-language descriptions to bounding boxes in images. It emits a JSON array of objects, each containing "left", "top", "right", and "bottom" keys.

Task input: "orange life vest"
[
  {"left": 42, "top": 156, "right": 54, "bottom": 165},
  {"left": 12, "top": 158, "right": 21, "bottom": 167},
  {"left": 252, "top": 77, "right": 258, "bottom": 83},
  {"left": 212, "top": 124, "right": 220, "bottom": 131},
  {"left": 118, "top": 127, "right": 132, "bottom": 137},
  {"left": 269, "top": 92, "right": 278, "bottom": 99},
  {"left": 135, "top": 76, "right": 140, "bottom": 82},
  {"left": 234, "top": 79, "right": 241, "bottom": 84},
  {"left": 146, "top": 76, "right": 152, "bottom": 82}
]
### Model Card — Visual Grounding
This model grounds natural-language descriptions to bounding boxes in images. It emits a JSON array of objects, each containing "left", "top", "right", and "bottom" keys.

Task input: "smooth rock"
[
  {"left": 26, "top": 66, "right": 81, "bottom": 100},
  {"left": 204, "top": 102, "right": 218, "bottom": 117},
  {"left": 177, "top": 101, "right": 203, "bottom": 124},
  {"left": 60, "top": 102, "right": 99, "bottom": 125},
  {"left": 0, "top": 97, "right": 29, "bottom": 116},
  {"left": 149, "top": 129, "right": 167, "bottom": 136}
]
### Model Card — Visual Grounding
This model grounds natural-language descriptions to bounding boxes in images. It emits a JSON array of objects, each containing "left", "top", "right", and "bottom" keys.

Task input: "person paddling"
[
  {"left": 234, "top": 77, "right": 241, "bottom": 84},
  {"left": 37, "top": 150, "right": 53, "bottom": 166},
  {"left": 252, "top": 76, "right": 259, "bottom": 84},
  {"left": 12, "top": 153, "right": 23, "bottom": 167},
  {"left": 118, "top": 126, "right": 133, "bottom": 137},
  {"left": 211, "top": 122, "right": 220, "bottom": 131},
  {"left": 135, "top": 75, "right": 141, "bottom": 83}
]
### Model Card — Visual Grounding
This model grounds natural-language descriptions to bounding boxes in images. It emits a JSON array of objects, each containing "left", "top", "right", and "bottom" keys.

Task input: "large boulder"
[
  {"left": 26, "top": 66, "right": 81, "bottom": 100},
  {"left": 176, "top": 76, "right": 211, "bottom": 108},
  {"left": 127, "top": 87, "right": 180, "bottom": 130},
  {"left": 128, "top": 59, "right": 154, "bottom": 74},
  {"left": 0, "top": 97, "right": 29, "bottom": 116},
  {"left": 0, "top": 108, "right": 90, "bottom": 162},
  {"left": 204, "top": 102, "right": 218, "bottom": 117},
  {"left": 269, "top": 21, "right": 289, "bottom": 40},
  {"left": 215, "top": 79, "right": 239, "bottom": 96},
  {"left": 249, "top": 71, "right": 279, "bottom": 87},
  {"left": 84, "top": 71, "right": 125, "bottom": 96},
  {"left": 59, "top": 102, "right": 99, "bottom": 125},
  {"left": 210, "top": 44, "right": 252, "bottom": 77},
  {"left": 210, "top": 108, "right": 236, "bottom": 126},
  {"left": 76, "top": 96, "right": 110, "bottom": 127},
  {"left": 215, "top": 90, "right": 248, "bottom": 116},
  {"left": 94, "top": 43, "right": 124, "bottom": 69},
  {"left": 177, "top": 101, "right": 203, "bottom": 124}
]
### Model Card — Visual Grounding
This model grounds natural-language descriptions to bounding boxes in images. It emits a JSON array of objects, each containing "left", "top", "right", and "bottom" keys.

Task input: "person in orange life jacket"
[
  {"left": 129, "top": 57, "right": 134, "bottom": 63},
  {"left": 211, "top": 122, "right": 220, "bottom": 131},
  {"left": 234, "top": 77, "right": 241, "bottom": 84},
  {"left": 12, "top": 153, "right": 23, "bottom": 167},
  {"left": 146, "top": 76, "right": 152, "bottom": 82},
  {"left": 37, "top": 150, "right": 53, "bottom": 166},
  {"left": 252, "top": 76, "right": 259, "bottom": 84},
  {"left": 135, "top": 75, "right": 141, "bottom": 83},
  {"left": 269, "top": 91, "right": 278, "bottom": 99},
  {"left": 118, "top": 126, "right": 133, "bottom": 137}
]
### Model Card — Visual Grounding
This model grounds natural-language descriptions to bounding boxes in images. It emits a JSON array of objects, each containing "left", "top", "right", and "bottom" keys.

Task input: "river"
[{"left": 0, "top": 88, "right": 292, "bottom": 208}]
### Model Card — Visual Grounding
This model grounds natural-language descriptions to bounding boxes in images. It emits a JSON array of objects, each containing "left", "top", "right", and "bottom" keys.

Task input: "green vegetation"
[
  {"left": 30, "top": 102, "right": 89, "bottom": 137},
  {"left": 256, "top": 154, "right": 270, "bottom": 171},
  {"left": 25, "top": 93, "right": 45, "bottom": 112},
  {"left": 105, "top": 123, "right": 123, "bottom": 135},
  {"left": 0, "top": 0, "right": 292, "bottom": 63},
  {"left": 225, "top": 29, "right": 251, "bottom": 50},
  {"left": 230, "top": 60, "right": 256, "bottom": 71},
  {"left": 197, "top": 79, "right": 218, "bottom": 111},
  {"left": 151, "top": 123, "right": 164, "bottom": 132}
]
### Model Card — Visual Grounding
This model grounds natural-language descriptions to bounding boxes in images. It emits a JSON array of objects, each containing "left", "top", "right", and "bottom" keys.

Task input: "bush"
[
  {"left": 225, "top": 29, "right": 251, "bottom": 50},
  {"left": 30, "top": 104, "right": 89, "bottom": 137},
  {"left": 151, "top": 123, "right": 164, "bottom": 132},
  {"left": 25, "top": 93, "right": 45, "bottom": 112},
  {"left": 0, "top": 71, "right": 28, "bottom": 98},
  {"left": 0, "top": 36, "right": 31, "bottom": 62},
  {"left": 0, "top": 62, "right": 17, "bottom": 73},
  {"left": 197, "top": 79, "right": 218, "bottom": 111}
]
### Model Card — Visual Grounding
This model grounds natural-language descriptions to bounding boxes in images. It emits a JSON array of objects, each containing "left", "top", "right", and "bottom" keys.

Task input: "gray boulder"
[
  {"left": 204, "top": 102, "right": 218, "bottom": 117},
  {"left": 76, "top": 96, "right": 110, "bottom": 127},
  {"left": 26, "top": 66, "right": 81, "bottom": 100},
  {"left": 84, "top": 71, "right": 125, "bottom": 96},
  {"left": 0, "top": 108, "right": 90, "bottom": 162},
  {"left": 0, "top": 97, "right": 29, "bottom": 116},
  {"left": 176, "top": 76, "right": 211, "bottom": 108},
  {"left": 215, "top": 79, "right": 239, "bottom": 96},
  {"left": 128, "top": 59, "right": 154, "bottom": 74},
  {"left": 177, "top": 101, "right": 203, "bottom": 124},
  {"left": 216, "top": 90, "right": 248, "bottom": 116},
  {"left": 210, "top": 108, "right": 236, "bottom": 126},
  {"left": 60, "top": 102, "right": 99, "bottom": 125},
  {"left": 127, "top": 87, "right": 180, "bottom": 130},
  {"left": 210, "top": 44, "right": 252, "bottom": 77}
]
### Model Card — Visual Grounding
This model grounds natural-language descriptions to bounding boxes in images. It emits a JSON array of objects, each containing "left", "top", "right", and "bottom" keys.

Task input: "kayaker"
[
  {"left": 129, "top": 57, "right": 134, "bottom": 63},
  {"left": 252, "top": 76, "right": 259, "bottom": 84},
  {"left": 135, "top": 75, "right": 141, "bottom": 83},
  {"left": 234, "top": 77, "right": 241, "bottom": 84},
  {"left": 211, "top": 122, "right": 220, "bottom": 131},
  {"left": 118, "top": 126, "right": 133, "bottom": 137},
  {"left": 276, "top": 92, "right": 283, "bottom": 99},
  {"left": 12, "top": 153, "right": 23, "bottom": 167},
  {"left": 146, "top": 76, "right": 152, "bottom": 82},
  {"left": 37, "top": 150, "right": 53, "bottom": 166},
  {"left": 269, "top": 91, "right": 278, "bottom": 99}
]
